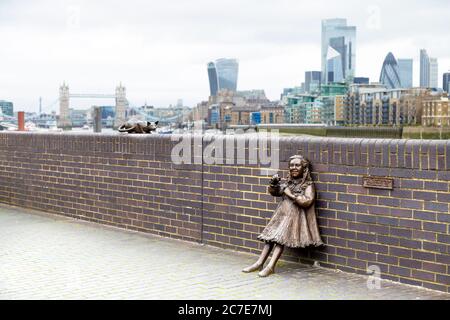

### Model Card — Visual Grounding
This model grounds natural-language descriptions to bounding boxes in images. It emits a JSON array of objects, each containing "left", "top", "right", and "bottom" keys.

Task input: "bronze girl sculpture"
[{"left": 242, "top": 155, "right": 323, "bottom": 277}]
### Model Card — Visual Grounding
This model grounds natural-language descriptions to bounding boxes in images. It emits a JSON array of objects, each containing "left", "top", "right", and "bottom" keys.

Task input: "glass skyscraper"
[
  {"left": 207, "top": 58, "right": 239, "bottom": 96},
  {"left": 380, "top": 53, "right": 402, "bottom": 89},
  {"left": 420, "top": 49, "right": 438, "bottom": 88},
  {"left": 398, "top": 59, "right": 413, "bottom": 88},
  {"left": 0, "top": 100, "right": 13, "bottom": 116},
  {"left": 321, "top": 19, "right": 356, "bottom": 84},
  {"left": 420, "top": 49, "right": 430, "bottom": 87},
  {"left": 305, "top": 71, "right": 321, "bottom": 93},
  {"left": 207, "top": 62, "right": 219, "bottom": 96},
  {"left": 430, "top": 58, "right": 439, "bottom": 89},
  {"left": 326, "top": 46, "right": 343, "bottom": 83},
  {"left": 443, "top": 72, "right": 450, "bottom": 93}
]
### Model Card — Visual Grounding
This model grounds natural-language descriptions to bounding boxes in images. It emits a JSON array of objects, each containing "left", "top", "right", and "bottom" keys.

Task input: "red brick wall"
[{"left": 0, "top": 132, "right": 449, "bottom": 293}]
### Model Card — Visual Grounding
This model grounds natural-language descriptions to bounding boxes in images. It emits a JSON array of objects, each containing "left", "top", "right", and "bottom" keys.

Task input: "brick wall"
[{"left": 0, "top": 132, "right": 449, "bottom": 293}]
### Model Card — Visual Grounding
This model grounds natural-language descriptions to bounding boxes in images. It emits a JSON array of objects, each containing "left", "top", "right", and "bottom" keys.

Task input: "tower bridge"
[
  {"left": 58, "top": 83, "right": 127, "bottom": 129},
  {"left": 69, "top": 94, "right": 117, "bottom": 99},
  {"left": 57, "top": 83, "right": 186, "bottom": 129}
]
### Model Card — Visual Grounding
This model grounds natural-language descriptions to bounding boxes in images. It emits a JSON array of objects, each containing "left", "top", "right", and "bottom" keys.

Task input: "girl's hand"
[
  {"left": 283, "top": 187, "right": 296, "bottom": 201},
  {"left": 269, "top": 174, "right": 281, "bottom": 186}
]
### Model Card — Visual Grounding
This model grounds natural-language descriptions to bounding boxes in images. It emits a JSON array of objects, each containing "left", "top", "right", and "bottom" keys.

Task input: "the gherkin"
[{"left": 380, "top": 52, "right": 402, "bottom": 89}]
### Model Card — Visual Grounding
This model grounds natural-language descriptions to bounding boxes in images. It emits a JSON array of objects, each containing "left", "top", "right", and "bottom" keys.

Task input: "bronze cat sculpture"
[{"left": 118, "top": 121, "right": 159, "bottom": 134}]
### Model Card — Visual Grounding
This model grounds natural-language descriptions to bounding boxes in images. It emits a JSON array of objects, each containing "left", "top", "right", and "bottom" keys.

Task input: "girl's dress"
[{"left": 258, "top": 179, "right": 323, "bottom": 248}]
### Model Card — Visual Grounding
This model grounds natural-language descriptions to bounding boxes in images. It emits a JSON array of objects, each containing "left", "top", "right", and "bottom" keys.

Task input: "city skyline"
[{"left": 1, "top": 0, "right": 449, "bottom": 112}]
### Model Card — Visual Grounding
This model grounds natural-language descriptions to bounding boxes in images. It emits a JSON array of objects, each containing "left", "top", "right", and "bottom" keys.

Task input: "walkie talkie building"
[
  {"left": 207, "top": 58, "right": 239, "bottom": 96},
  {"left": 207, "top": 62, "right": 219, "bottom": 96}
]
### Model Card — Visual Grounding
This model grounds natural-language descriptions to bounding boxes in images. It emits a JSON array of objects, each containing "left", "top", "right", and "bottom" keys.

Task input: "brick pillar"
[
  {"left": 93, "top": 107, "right": 102, "bottom": 133},
  {"left": 17, "top": 112, "right": 25, "bottom": 131}
]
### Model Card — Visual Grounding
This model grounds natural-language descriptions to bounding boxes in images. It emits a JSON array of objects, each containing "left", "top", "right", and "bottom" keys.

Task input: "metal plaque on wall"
[{"left": 362, "top": 176, "right": 394, "bottom": 190}]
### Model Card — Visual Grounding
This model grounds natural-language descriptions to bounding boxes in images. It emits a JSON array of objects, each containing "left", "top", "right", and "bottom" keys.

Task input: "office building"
[
  {"left": 0, "top": 100, "right": 14, "bottom": 116},
  {"left": 398, "top": 59, "right": 413, "bottom": 88},
  {"left": 430, "top": 58, "right": 439, "bottom": 89},
  {"left": 305, "top": 71, "right": 322, "bottom": 93},
  {"left": 321, "top": 18, "right": 356, "bottom": 84},
  {"left": 380, "top": 52, "right": 402, "bottom": 89},
  {"left": 443, "top": 72, "right": 450, "bottom": 93},
  {"left": 207, "top": 62, "right": 219, "bottom": 96},
  {"left": 354, "top": 77, "right": 369, "bottom": 84},
  {"left": 326, "top": 42, "right": 344, "bottom": 83},
  {"left": 420, "top": 49, "right": 438, "bottom": 88},
  {"left": 99, "top": 106, "right": 115, "bottom": 127},
  {"left": 207, "top": 58, "right": 239, "bottom": 96},
  {"left": 420, "top": 49, "right": 430, "bottom": 87}
]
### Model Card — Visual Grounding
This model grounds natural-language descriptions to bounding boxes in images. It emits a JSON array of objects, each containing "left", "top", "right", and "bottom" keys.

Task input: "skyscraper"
[
  {"left": 443, "top": 72, "right": 450, "bottom": 93},
  {"left": 305, "top": 71, "right": 321, "bottom": 93},
  {"left": 207, "top": 62, "right": 219, "bottom": 96},
  {"left": 420, "top": 49, "right": 438, "bottom": 88},
  {"left": 420, "top": 49, "right": 430, "bottom": 87},
  {"left": 321, "top": 19, "right": 356, "bottom": 84},
  {"left": 380, "top": 52, "right": 402, "bottom": 89},
  {"left": 0, "top": 100, "right": 13, "bottom": 116},
  {"left": 326, "top": 46, "right": 343, "bottom": 83},
  {"left": 216, "top": 58, "right": 239, "bottom": 92},
  {"left": 207, "top": 58, "right": 239, "bottom": 96},
  {"left": 398, "top": 59, "right": 413, "bottom": 88},
  {"left": 430, "top": 58, "right": 439, "bottom": 89}
]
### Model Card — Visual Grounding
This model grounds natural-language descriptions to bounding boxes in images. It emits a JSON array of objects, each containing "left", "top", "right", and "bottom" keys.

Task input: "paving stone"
[{"left": 0, "top": 203, "right": 448, "bottom": 300}]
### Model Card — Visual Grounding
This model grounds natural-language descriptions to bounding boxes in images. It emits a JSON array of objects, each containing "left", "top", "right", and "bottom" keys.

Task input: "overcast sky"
[{"left": 1, "top": 0, "right": 449, "bottom": 112}]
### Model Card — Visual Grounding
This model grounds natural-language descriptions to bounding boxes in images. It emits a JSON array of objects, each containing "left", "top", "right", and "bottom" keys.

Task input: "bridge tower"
[
  {"left": 114, "top": 83, "right": 127, "bottom": 129},
  {"left": 58, "top": 82, "right": 72, "bottom": 129}
]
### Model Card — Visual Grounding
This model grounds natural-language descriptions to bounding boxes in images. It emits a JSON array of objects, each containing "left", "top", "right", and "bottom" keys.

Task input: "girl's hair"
[{"left": 288, "top": 155, "right": 312, "bottom": 186}]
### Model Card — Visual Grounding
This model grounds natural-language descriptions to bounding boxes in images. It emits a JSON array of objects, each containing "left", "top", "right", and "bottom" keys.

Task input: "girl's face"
[{"left": 289, "top": 158, "right": 303, "bottom": 179}]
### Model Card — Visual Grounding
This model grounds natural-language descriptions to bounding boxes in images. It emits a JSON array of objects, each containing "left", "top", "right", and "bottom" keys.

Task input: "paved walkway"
[{"left": 0, "top": 203, "right": 449, "bottom": 300}]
